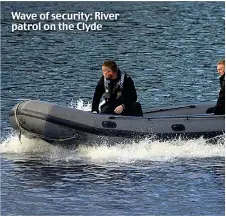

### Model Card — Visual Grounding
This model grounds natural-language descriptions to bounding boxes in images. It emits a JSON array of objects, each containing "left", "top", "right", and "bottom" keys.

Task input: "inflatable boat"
[{"left": 9, "top": 100, "right": 225, "bottom": 146}]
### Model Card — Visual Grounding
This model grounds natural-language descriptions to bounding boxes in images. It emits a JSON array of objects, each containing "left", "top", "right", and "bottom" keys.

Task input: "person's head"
[
  {"left": 102, "top": 60, "right": 118, "bottom": 79},
  {"left": 217, "top": 59, "right": 225, "bottom": 76}
]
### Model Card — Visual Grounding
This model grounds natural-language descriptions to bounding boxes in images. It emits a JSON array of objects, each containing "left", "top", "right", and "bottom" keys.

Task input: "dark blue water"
[{"left": 1, "top": 2, "right": 225, "bottom": 216}]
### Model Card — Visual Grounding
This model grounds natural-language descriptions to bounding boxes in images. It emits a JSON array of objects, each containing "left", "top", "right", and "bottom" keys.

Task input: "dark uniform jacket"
[
  {"left": 91, "top": 70, "right": 137, "bottom": 113},
  {"left": 214, "top": 74, "right": 225, "bottom": 115}
]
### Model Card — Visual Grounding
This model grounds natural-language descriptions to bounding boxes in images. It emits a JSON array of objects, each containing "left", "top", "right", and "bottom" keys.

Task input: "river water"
[{"left": 1, "top": 2, "right": 225, "bottom": 216}]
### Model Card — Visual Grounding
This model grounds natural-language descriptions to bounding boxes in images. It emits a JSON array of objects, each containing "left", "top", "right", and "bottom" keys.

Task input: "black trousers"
[
  {"left": 206, "top": 106, "right": 225, "bottom": 115},
  {"left": 101, "top": 102, "right": 143, "bottom": 116}
]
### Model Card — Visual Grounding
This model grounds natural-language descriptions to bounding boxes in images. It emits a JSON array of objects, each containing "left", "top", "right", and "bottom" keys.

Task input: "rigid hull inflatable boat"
[{"left": 9, "top": 100, "right": 225, "bottom": 146}]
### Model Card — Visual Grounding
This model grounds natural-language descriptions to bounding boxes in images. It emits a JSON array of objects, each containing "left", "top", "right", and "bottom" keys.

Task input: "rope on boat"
[
  {"left": 14, "top": 101, "right": 78, "bottom": 143},
  {"left": 14, "top": 101, "right": 25, "bottom": 144}
]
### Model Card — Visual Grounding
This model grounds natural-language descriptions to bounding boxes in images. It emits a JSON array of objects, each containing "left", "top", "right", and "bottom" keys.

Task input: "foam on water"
[
  {"left": 0, "top": 134, "right": 224, "bottom": 163},
  {"left": 68, "top": 98, "right": 91, "bottom": 111},
  {"left": 0, "top": 134, "right": 54, "bottom": 154},
  {"left": 79, "top": 138, "right": 225, "bottom": 163}
]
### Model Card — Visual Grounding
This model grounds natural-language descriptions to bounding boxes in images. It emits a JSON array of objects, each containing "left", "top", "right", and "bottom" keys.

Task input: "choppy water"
[{"left": 1, "top": 2, "right": 225, "bottom": 216}]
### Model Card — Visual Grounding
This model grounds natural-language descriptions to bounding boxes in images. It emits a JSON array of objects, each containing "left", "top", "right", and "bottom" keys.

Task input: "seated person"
[
  {"left": 206, "top": 59, "right": 225, "bottom": 115},
  {"left": 91, "top": 60, "right": 143, "bottom": 116}
]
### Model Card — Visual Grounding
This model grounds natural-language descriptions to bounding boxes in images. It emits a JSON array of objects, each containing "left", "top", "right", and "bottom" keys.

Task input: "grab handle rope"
[{"left": 14, "top": 101, "right": 78, "bottom": 143}]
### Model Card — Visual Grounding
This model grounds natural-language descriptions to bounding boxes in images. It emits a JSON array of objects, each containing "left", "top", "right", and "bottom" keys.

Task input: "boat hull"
[{"left": 9, "top": 100, "right": 225, "bottom": 146}]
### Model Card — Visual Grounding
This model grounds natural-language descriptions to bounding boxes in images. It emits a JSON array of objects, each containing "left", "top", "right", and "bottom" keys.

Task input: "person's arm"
[
  {"left": 91, "top": 77, "right": 105, "bottom": 113},
  {"left": 121, "top": 75, "right": 137, "bottom": 109},
  {"left": 215, "top": 79, "right": 225, "bottom": 111}
]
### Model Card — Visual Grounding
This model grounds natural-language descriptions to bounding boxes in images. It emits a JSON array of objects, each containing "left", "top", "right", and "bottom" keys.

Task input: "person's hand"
[{"left": 114, "top": 105, "right": 124, "bottom": 114}]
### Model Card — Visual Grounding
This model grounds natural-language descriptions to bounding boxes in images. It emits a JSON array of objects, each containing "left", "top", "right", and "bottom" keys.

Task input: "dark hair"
[{"left": 102, "top": 60, "right": 118, "bottom": 73}]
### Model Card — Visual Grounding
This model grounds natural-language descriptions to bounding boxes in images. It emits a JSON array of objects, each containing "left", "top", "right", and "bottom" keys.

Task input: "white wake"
[{"left": 1, "top": 133, "right": 224, "bottom": 163}]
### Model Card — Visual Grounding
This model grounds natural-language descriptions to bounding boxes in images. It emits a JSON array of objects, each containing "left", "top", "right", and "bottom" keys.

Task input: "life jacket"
[{"left": 104, "top": 69, "right": 125, "bottom": 102}]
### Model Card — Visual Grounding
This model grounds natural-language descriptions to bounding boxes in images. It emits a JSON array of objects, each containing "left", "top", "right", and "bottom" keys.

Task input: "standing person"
[
  {"left": 91, "top": 60, "right": 143, "bottom": 116},
  {"left": 206, "top": 59, "right": 225, "bottom": 115}
]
